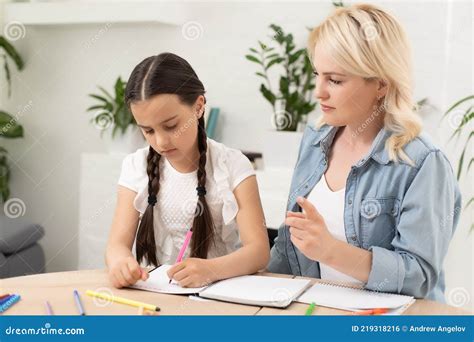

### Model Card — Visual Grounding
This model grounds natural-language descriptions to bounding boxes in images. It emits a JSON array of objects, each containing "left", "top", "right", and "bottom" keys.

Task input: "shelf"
[{"left": 3, "top": 1, "right": 186, "bottom": 26}]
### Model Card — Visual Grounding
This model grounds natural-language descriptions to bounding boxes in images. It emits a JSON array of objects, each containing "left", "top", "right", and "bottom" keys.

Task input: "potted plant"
[
  {"left": 443, "top": 95, "right": 473, "bottom": 232},
  {"left": 87, "top": 77, "right": 145, "bottom": 154},
  {"left": 246, "top": 24, "right": 316, "bottom": 132},
  {"left": 0, "top": 36, "right": 25, "bottom": 202},
  {"left": 246, "top": 24, "right": 317, "bottom": 168}
]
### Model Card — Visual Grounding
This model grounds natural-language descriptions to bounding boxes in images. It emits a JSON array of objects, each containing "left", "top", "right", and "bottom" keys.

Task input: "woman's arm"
[
  {"left": 323, "top": 240, "right": 372, "bottom": 283},
  {"left": 168, "top": 176, "right": 270, "bottom": 287},
  {"left": 285, "top": 197, "right": 372, "bottom": 283},
  {"left": 287, "top": 151, "right": 461, "bottom": 298}
]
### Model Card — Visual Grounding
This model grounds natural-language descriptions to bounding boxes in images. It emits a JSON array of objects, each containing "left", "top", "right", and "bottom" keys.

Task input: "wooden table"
[{"left": 1, "top": 270, "right": 470, "bottom": 315}]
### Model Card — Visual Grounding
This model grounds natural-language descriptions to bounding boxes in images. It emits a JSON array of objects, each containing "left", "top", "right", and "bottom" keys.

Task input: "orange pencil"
[{"left": 353, "top": 308, "right": 388, "bottom": 315}]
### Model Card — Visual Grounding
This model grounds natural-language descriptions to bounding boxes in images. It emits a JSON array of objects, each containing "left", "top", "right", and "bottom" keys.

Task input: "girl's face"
[
  {"left": 130, "top": 94, "right": 204, "bottom": 164},
  {"left": 312, "top": 44, "right": 386, "bottom": 128}
]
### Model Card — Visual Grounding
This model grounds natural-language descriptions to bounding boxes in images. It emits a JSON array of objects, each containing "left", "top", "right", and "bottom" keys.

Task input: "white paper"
[
  {"left": 129, "top": 265, "right": 208, "bottom": 294},
  {"left": 297, "top": 283, "right": 414, "bottom": 311},
  {"left": 200, "top": 276, "right": 311, "bottom": 307}
]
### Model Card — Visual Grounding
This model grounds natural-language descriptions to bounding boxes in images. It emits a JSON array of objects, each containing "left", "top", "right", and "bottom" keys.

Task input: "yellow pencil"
[{"left": 86, "top": 290, "right": 160, "bottom": 312}]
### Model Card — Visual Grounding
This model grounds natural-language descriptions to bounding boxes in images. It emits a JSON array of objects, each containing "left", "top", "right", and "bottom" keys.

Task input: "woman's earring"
[{"left": 373, "top": 96, "right": 382, "bottom": 113}]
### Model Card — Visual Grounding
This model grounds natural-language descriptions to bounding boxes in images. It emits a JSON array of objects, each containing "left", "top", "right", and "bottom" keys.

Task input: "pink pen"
[{"left": 169, "top": 228, "right": 193, "bottom": 283}]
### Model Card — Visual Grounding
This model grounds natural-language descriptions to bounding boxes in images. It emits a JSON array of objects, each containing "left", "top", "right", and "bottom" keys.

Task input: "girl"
[
  {"left": 268, "top": 4, "right": 461, "bottom": 302},
  {"left": 106, "top": 53, "right": 269, "bottom": 288}
]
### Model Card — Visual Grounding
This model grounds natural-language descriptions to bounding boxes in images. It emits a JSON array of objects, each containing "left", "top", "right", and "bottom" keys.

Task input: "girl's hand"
[
  {"left": 167, "top": 258, "right": 216, "bottom": 288},
  {"left": 108, "top": 255, "right": 149, "bottom": 288},
  {"left": 285, "top": 196, "right": 338, "bottom": 263}
]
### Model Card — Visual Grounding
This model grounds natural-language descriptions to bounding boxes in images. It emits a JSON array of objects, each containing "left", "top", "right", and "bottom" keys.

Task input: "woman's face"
[
  {"left": 130, "top": 94, "right": 204, "bottom": 164},
  {"left": 312, "top": 44, "right": 385, "bottom": 128}
]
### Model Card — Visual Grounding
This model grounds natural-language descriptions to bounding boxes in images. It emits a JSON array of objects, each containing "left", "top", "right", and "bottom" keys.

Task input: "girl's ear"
[{"left": 194, "top": 95, "right": 206, "bottom": 119}]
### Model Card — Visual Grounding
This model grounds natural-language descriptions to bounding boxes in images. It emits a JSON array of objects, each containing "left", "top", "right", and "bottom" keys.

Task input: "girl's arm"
[
  {"left": 168, "top": 176, "right": 270, "bottom": 287},
  {"left": 105, "top": 186, "right": 148, "bottom": 287},
  {"left": 207, "top": 175, "right": 270, "bottom": 278}
]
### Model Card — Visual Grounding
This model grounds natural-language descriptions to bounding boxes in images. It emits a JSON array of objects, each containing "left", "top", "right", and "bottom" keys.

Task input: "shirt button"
[
  {"left": 351, "top": 236, "right": 357, "bottom": 241},
  {"left": 348, "top": 199, "right": 353, "bottom": 205}
]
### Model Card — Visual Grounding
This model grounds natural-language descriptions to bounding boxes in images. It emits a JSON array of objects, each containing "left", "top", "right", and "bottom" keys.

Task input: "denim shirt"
[{"left": 267, "top": 124, "right": 462, "bottom": 302}]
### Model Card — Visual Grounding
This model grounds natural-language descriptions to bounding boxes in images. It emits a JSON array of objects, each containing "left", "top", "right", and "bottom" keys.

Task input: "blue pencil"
[
  {"left": 0, "top": 294, "right": 21, "bottom": 313},
  {"left": 45, "top": 300, "right": 54, "bottom": 315},
  {"left": 73, "top": 290, "right": 85, "bottom": 315},
  {"left": 0, "top": 294, "right": 14, "bottom": 306}
]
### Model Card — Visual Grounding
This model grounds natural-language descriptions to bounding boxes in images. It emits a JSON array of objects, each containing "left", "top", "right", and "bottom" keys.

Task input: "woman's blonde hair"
[{"left": 308, "top": 3, "right": 422, "bottom": 165}]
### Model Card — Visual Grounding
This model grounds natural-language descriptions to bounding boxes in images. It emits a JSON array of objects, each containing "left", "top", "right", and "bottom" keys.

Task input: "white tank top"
[{"left": 305, "top": 174, "right": 363, "bottom": 285}]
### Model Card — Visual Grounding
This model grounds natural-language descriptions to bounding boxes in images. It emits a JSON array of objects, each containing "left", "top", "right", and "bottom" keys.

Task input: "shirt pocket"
[{"left": 359, "top": 197, "right": 400, "bottom": 249}]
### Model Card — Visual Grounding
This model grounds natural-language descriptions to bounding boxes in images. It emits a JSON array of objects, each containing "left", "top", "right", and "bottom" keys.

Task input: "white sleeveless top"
[
  {"left": 118, "top": 138, "right": 255, "bottom": 265},
  {"left": 306, "top": 174, "right": 363, "bottom": 285}
]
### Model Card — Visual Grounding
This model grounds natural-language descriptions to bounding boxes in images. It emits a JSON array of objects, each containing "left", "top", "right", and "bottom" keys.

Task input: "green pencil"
[{"left": 305, "top": 302, "right": 316, "bottom": 316}]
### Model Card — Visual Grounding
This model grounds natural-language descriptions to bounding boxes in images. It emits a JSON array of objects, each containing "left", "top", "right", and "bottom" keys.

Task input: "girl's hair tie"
[
  {"left": 148, "top": 194, "right": 157, "bottom": 206},
  {"left": 196, "top": 186, "right": 207, "bottom": 197}
]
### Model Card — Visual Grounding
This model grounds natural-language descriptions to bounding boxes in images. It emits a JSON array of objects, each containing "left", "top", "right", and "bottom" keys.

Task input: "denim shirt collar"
[{"left": 312, "top": 125, "right": 391, "bottom": 165}]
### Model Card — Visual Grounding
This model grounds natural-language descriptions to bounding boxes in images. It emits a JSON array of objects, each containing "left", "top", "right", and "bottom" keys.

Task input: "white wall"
[{"left": 0, "top": 0, "right": 471, "bottom": 309}]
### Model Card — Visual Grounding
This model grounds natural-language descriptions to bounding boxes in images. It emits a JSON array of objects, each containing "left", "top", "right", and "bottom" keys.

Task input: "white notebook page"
[{"left": 297, "top": 282, "right": 414, "bottom": 310}]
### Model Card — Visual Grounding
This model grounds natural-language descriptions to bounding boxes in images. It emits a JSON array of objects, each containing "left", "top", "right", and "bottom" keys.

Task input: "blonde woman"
[{"left": 267, "top": 4, "right": 461, "bottom": 302}]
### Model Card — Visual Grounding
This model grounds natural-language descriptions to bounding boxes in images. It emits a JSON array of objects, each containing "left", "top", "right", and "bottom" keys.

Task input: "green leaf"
[
  {"left": 115, "top": 77, "right": 125, "bottom": 103},
  {"left": 245, "top": 54, "right": 262, "bottom": 65},
  {"left": 447, "top": 106, "right": 472, "bottom": 142},
  {"left": 86, "top": 104, "right": 107, "bottom": 112},
  {"left": 465, "top": 197, "right": 474, "bottom": 209},
  {"left": 258, "top": 40, "right": 268, "bottom": 51},
  {"left": 264, "top": 53, "right": 280, "bottom": 60},
  {"left": 2, "top": 55, "right": 11, "bottom": 97},
  {"left": 0, "top": 111, "right": 24, "bottom": 138},
  {"left": 288, "top": 91, "right": 299, "bottom": 107},
  {"left": 255, "top": 72, "right": 266, "bottom": 78},
  {"left": 416, "top": 98, "right": 428, "bottom": 108},
  {"left": 266, "top": 57, "right": 284, "bottom": 69},
  {"left": 443, "top": 95, "right": 474, "bottom": 117},
  {"left": 279, "top": 77, "right": 289, "bottom": 96},
  {"left": 289, "top": 49, "right": 305, "bottom": 64},
  {"left": 115, "top": 105, "right": 133, "bottom": 134},
  {"left": 0, "top": 149, "right": 9, "bottom": 201},
  {"left": 98, "top": 86, "right": 115, "bottom": 102},
  {"left": 460, "top": 111, "right": 474, "bottom": 126},
  {"left": 88, "top": 94, "right": 109, "bottom": 103},
  {"left": 0, "top": 36, "right": 24, "bottom": 70},
  {"left": 456, "top": 131, "right": 473, "bottom": 180},
  {"left": 466, "top": 157, "right": 474, "bottom": 173},
  {"left": 249, "top": 48, "right": 258, "bottom": 54},
  {"left": 259, "top": 84, "right": 276, "bottom": 106},
  {"left": 269, "top": 24, "right": 285, "bottom": 44}
]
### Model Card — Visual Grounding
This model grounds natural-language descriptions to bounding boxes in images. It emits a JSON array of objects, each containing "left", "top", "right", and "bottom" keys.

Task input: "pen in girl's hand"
[{"left": 169, "top": 228, "right": 193, "bottom": 284}]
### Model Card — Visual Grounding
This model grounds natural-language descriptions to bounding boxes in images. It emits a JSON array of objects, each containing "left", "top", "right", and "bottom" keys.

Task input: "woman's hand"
[
  {"left": 285, "top": 196, "right": 338, "bottom": 263},
  {"left": 167, "top": 258, "right": 217, "bottom": 288},
  {"left": 108, "top": 255, "right": 149, "bottom": 288}
]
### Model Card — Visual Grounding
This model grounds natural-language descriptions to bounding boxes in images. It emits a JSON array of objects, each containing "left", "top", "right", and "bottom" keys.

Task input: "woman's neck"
[{"left": 338, "top": 111, "right": 385, "bottom": 149}]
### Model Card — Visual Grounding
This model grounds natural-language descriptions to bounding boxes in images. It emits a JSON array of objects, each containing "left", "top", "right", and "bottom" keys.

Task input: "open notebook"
[
  {"left": 297, "top": 282, "right": 415, "bottom": 315},
  {"left": 129, "top": 265, "right": 312, "bottom": 308}
]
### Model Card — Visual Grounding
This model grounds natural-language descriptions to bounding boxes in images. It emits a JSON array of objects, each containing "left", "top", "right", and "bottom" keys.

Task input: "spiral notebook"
[
  {"left": 130, "top": 265, "right": 311, "bottom": 308},
  {"left": 297, "top": 282, "right": 415, "bottom": 314}
]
